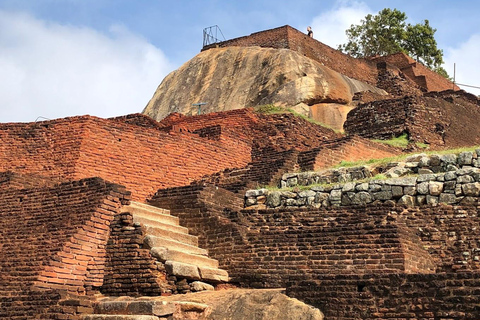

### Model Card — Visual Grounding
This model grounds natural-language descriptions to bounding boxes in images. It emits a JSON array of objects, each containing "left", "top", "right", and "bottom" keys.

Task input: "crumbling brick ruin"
[{"left": 2, "top": 25, "right": 480, "bottom": 319}]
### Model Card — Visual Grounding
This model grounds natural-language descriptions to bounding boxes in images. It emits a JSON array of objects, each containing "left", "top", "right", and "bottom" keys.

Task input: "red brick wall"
[
  {"left": 0, "top": 118, "right": 86, "bottom": 179},
  {"left": 373, "top": 53, "right": 459, "bottom": 92},
  {"left": 101, "top": 211, "right": 168, "bottom": 296},
  {"left": 287, "top": 272, "right": 480, "bottom": 319},
  {"left": 0, "top": 114, "right": 252, "bottom": 201},
  {"left": 75, "top": 116, "right": 251, "bottom": 201},
  {"left": 311, "top": 136, "right": 399, "bottom": 169},
  {"left": 0, "top": 177, "right": 129, "bottom": 319}
]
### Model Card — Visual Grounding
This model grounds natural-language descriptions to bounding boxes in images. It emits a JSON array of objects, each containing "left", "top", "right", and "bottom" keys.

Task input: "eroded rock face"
[
  {"left": 143, "top": 46, "right": 385, "bottom": 121},
  {"left": 167, "top": 288, "right": 324, "bottom": 320},
  {"left": 309, "top": 103, "right": 355, "bottom": 132},
  {"left": 205, "top": 289, "right": 324, "bottom": 320}
]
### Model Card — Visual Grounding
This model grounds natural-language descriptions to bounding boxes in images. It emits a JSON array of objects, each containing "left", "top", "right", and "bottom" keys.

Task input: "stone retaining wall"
[{"left": 245, "top": 150, "right": 480, "bottom": 208}]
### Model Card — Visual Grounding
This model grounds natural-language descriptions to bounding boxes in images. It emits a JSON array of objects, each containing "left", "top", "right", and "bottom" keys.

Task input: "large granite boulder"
[{"left": 143, "top": 46, "right": 386, "bottom": 123}]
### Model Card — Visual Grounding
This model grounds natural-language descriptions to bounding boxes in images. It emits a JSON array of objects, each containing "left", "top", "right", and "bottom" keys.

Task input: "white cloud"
[
  {"left": 444, "top": 34, "right": 480, "bottom": 96},
  {"left": 309, "top": 0, "right": 373, "bottom": 49},
  {"left": 0, "top": 11, "right": 173, "bottom": 123}
]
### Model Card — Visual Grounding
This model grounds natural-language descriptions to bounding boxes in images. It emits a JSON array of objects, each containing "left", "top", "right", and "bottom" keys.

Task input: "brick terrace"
[
  {"left": 150, "top": 184, "right": 480, "bottom": 318},
  {"left": 0, "top": 114, "right": 251, "bottom": 201}
]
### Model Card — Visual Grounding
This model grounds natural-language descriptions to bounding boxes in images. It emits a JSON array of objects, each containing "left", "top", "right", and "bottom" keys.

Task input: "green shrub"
[{"left": 373, "top": 133, "right": 409, "bottom": 148}]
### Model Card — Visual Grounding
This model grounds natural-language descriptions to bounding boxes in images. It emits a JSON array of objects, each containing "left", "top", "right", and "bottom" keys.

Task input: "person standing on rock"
[{"left": 307, "top": 26, "right": 313, "bottom": 38}]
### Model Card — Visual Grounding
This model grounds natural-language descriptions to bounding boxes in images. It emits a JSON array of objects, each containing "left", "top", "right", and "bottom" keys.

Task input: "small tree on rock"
[{"left": 338, "top": 8, "right": 448, "bottom": 77}]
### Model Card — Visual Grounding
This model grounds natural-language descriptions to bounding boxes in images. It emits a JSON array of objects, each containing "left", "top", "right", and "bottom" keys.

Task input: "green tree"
[
  {"left": 338, "top": 8, "right": 448, "bottom": 77},
  {"left": 338, "top": 8, "right": 407, "bottom": 57},
  {"left": 404, "top": 20, "right": 444, "bottom": 69}
]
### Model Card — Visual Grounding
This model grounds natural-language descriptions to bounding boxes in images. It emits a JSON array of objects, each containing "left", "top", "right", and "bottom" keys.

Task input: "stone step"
[
  {"left": 92, "top": 299, "right": 209, "bottom": 318},
  {"left": 93, "top": 300, "right": 176, "bottom": 317},
  {"left": 133, "top": 216, "right": 189, "bottom": 235},
  {"left": 145, "top": 235, "right": 207, "bottom": 256},
  {"left": 163, "top": 261, "right": 229, "bottom": 282},
  {"left": 198, "top": 266, "right": 230, "bottom": 283},
  {"left": 163, "top": 249, "right": 219, "bottom": 269},
  {"left": 81, "top": 316, "right": 159, "bottom": 320},
  {"left": 122, "top": 203, "right": 179, "bottom": 226},
  {"left": 143, "top": 225, "right": 198, "bottom": 247},
  {"left": 130, "top": 201, "right": 171, "bottom": 215}
]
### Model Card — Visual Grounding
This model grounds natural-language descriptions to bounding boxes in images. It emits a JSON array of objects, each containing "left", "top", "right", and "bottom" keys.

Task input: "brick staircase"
[
  {"left": 122, "top": 202, "right": 229, "bottom": 283},
  {"left": 81, "top": 202, "right": 227, "bottom": 319}
]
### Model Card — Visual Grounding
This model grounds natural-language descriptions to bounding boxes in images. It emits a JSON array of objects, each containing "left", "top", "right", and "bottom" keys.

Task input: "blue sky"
[{"left": 1, "top": 0, "right": 479, "bottom": 122}]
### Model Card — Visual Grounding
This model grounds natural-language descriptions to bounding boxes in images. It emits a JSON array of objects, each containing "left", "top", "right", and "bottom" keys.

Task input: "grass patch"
[
  {"left": 424, "top": 146, "right": 479, "bottom": 155},
  {"left": 336, "top": 156, "right": 403, "bottom": 169},
  {"left": 373, "top": 133, "right": 409, "bottom": 148},
  {"left": 335, "top": 145, "right": 480, "bottom": 169},
  {"left": 415, "top": 142, "right": 430, "bottom": 149},
  {"left": 371, "top": 173, "right": 387, "bottom": 180},
  {"left": 254, "top": 104, "right": 285, "bottom": 114}
]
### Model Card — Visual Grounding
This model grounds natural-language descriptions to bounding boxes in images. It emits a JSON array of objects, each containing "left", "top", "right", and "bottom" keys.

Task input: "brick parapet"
[{"left": 202, "top": 25, "right": 290, "bottom": 51}]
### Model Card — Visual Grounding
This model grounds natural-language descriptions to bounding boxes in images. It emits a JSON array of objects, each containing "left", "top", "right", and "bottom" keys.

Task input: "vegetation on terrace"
[
  {"left": 256, "top": 145, "right": 480, "bottom": 192},
  {"left": 253, "top": 104, "right": 341, "bottom": 133}
]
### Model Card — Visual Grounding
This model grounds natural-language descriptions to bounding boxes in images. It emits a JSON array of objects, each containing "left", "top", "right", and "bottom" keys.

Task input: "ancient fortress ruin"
[{"left": 2, "top": 26, "right": 480, "bottom": 319}]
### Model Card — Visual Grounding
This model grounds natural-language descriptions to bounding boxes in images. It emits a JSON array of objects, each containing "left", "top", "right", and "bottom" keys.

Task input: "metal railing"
[{"left": 203, "top": 25, "right": 226, "bottom": 47}]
